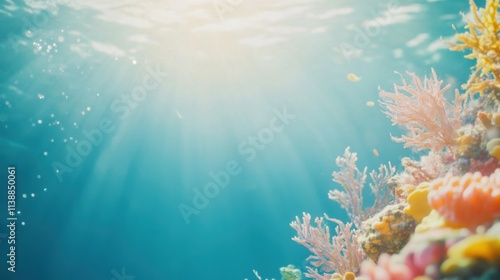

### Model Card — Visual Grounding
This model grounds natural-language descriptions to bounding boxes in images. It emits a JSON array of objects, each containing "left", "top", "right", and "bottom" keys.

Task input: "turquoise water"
[{"left": 0, "top": 0, "right": 476, "bottom": 279}]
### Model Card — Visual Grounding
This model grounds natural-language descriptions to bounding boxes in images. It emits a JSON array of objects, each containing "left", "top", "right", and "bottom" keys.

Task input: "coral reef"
[{"left": 289, "top": 1, "right": 500, "bottom": 279}]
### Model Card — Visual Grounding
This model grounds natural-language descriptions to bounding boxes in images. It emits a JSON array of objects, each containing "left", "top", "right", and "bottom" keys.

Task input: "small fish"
[
  {"left": 366, "top": 101, "right": 375, "bottom": 107},
  {"left": 176, "top": 110, "right": 183, "bottom": 119},
  {"left": 452, "top": 23, "right": 456, "bottom": 30},
  {"left": 373, "top": 149, "right": 379, "bottom": 157},
  {"left": 347, "top": 73, "right": 361, "bottom": 82}
]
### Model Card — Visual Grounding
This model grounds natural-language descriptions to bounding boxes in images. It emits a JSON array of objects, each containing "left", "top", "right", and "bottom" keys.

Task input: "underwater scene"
[{"left": 2, "top": 0, "right": 500, "bottom": 279}]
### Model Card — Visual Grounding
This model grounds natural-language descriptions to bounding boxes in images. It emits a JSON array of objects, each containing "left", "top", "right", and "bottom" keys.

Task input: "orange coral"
[{"left": 428, "top": 170, "right": 500, "bottom": 230}]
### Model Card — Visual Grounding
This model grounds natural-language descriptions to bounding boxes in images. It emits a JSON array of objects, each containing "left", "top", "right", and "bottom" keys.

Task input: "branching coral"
[
  {"left": 399, "top": 151, "right": 445, "bottom": 187},
  {"left": 329, "top": 147, "right": 395, "bottom": 229},
  {"left": 290, "top": 213, "right": 365, "bottom": 278},
  {"left": 428, "top": 170, "right": 500, "bottom": 230},
  {"left": 450, "top": 0, "right": 500, "bottom": 97},
  {"left": 379, "top": 68, "right": 466, "bottom": 153}
]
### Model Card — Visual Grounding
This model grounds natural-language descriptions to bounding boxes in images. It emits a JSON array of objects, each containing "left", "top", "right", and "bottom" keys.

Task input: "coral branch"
[
  {"left": 379, "top": 68, "right": 465, "bottom": 153},
  {"left": 290, "top": 213, "right": 365, "bottom": 278},
  {"left": 328, "top": 147, "right": 395, "bottom": 229},
  {"left": 329, "top": 147, "right": 367, "bottom": 229},
  {"left": 365, "top": 163, "right": 396, "bottom": 218},
  {"left": 450, "top": 0, "right": 500, "bottom": 96}
]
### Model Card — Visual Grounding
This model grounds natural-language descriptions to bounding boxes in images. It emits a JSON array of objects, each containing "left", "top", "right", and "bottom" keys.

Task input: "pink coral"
[
  {"left": 379, "top": 68, "right": 465, "bottom": 153},
  {"left": 399, "top": 151, "right": 445, "bottom": 186},
  {"left": 329, "top": 147, "right": 395, "bottom": 229},
  {"left": 469, "top": 157, "right": 500, "bottom": 176},
  {"left": 428, "top": 170, "right": 500, "bottom": 229},
  {"left": 290, "top": 213, "right": 365, "bottom": 278},
  {"left": 359, "top": 253, "right": 414, "bottom": 280}
]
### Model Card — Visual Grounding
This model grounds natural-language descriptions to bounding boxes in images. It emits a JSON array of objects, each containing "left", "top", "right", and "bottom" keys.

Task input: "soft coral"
[{"left": 379, "top": 68, "right": 465, "bottom": 153}]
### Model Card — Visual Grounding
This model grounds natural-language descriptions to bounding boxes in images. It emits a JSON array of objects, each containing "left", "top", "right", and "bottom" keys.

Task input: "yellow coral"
[
  {"left": 414, "top": 210, "right": 459, "bottom": 233},
  {"left": 441, "top": 234, "right": 500, "bottom": 274},
  {"left": 405, "top": 183, "right": 432, "bottom": 223},
  {"left": 450, "top": 0, "right": 500, "bottom": 97},
  {"left": 359, "top": 203, "right": 416, "bottom": 261},
  {"left": 373, "top": 216, "right": 395, "bottom": 235},
  {"left": 487, "top": 138, "right": 500, "bottom": 160},
  {"left": 492, "top": 112, "right": 500, "bottom": 126},
  {"left": 454, "top": 133, "right": 475, "bottom": 156},
  {"left": 477, "top": 111, "right": 493, "bottom": 128},
  {"left": 330, "top": 272, "right": 357, "bottom": 280}
]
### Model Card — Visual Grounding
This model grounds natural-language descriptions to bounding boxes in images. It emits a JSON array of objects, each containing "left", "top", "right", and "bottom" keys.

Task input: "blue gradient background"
[{"left": 0, "top": 0, "right": 477, "bottom": 279}]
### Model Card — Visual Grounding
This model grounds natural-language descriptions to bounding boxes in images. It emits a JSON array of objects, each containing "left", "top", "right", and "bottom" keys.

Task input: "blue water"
[{"left": 0, "top": 0, "right": 476, "bottom": 279}]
